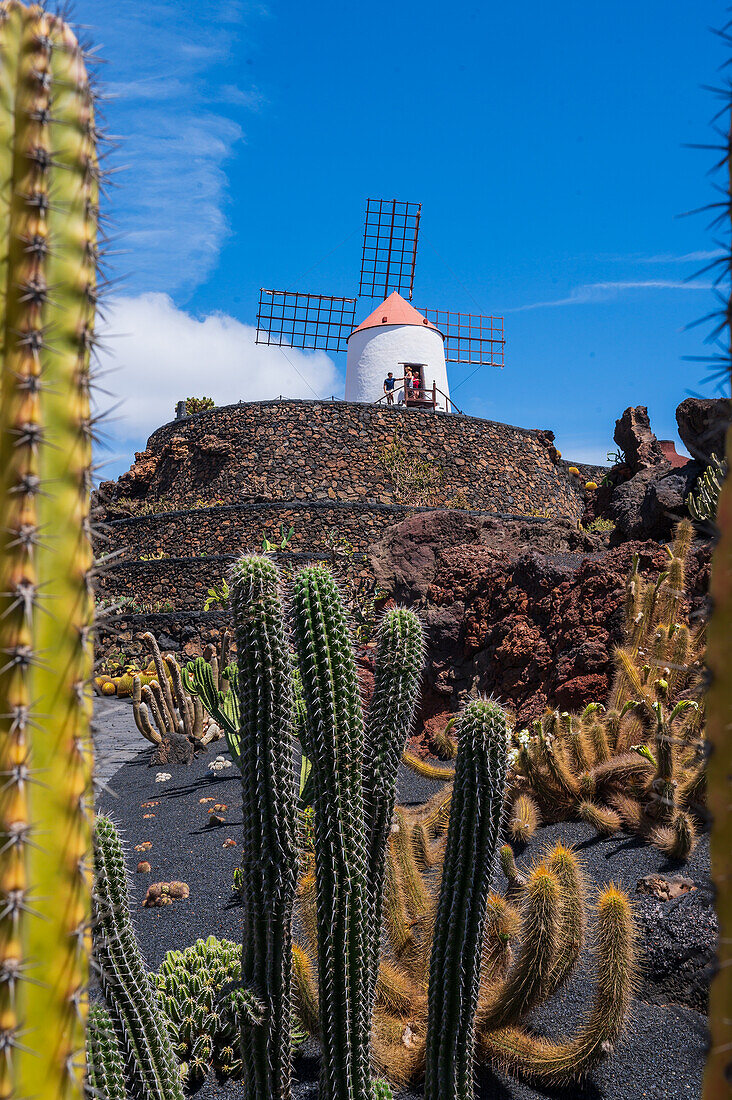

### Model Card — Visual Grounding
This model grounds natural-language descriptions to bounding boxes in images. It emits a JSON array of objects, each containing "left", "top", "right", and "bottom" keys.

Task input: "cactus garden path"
[{"left": 93, "top": 698, "right": 712, "bottom": 1100}]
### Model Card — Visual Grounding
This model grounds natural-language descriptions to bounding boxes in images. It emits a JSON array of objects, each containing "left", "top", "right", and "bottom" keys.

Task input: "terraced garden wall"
[
  {"left": 102, "top": 399, "right": 585, "bottom": 516},
  {"left": 95, "top": 400, "right": 594, "bottom": 662}
]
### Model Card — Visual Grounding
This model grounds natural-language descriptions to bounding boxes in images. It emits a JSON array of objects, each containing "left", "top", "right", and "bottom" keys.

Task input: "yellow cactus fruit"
[{"left": 585, "top": 481, "right": 598, "bottom": 491}]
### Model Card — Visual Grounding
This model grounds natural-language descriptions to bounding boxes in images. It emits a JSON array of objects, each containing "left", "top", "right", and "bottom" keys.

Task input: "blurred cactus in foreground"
[
  {"left": 702, "top": 43, "right": 732, "bottom": 1092},
  {"left": 0, "top": 2, "right": 101, "bottom": 1096}
]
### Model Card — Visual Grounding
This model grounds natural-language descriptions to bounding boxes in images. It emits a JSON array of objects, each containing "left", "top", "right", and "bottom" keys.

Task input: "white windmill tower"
[
  {"left": 344, "top": 292, "right": 450, "bottom": 409},
  {"left": 256, "top": 199, "right": 505, "bottom": 411}
]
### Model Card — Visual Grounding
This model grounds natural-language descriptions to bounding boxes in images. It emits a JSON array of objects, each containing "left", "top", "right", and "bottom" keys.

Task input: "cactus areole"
[{"left": 0, "top": 3, "right": 99, "bottom": 1097}]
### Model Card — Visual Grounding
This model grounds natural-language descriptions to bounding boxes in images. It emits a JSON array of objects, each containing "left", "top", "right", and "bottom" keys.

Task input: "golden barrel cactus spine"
[{"left": 0, "top": 3, "right": 99, "bottom": 1097}]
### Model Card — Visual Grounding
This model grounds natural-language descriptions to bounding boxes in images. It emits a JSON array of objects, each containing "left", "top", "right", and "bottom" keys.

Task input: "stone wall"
[
  {"left": 105, "top": 499, "right": 557, "bottom": 561},
  {"left": 103, "top": 399, "right": 585, "bottom": 520},
  {"left": 95, "top": 399, "right": 598, "bottom": 662}
]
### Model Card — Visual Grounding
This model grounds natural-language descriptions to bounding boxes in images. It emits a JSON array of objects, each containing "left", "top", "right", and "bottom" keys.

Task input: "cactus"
[
  {"left": 704, "top": 424, "right": 732, "bottom": 1096},
  {"left": 92, "top": 816, "right": 185, "bottom": 1100},
  {"left": 687, "top": 452, "right": 727, "bottom": 522},
  {"left": 362, "top": 608, "right": 425, "bottom": 1017},
  {"left": 229, "top": 555, "right": 299, "bottom": 1100},
  {"left": 0, "top": 4, "right": 101, "bottom": 1096},
  {"left": 291, "top": 565, "right": 424, "bottom": 1100},
  {"left": 509, "top": 521, "right": 707, "bottom": 859},
  {"left": 291, "top": 564, "right": 372, "bottom": 1100},
  {"left": 351, "top": 821, "right": 637, "bottom": 1090},
  {"left": 424, "top": 698, "right": 508, "bottom": 1100},
  {"left": 85, "top": 1006, "right": 127, "bottom": 1100},
  {"left": 131, "top": 632, "right": 221, "bottom": 750},
  {"left": 154, "top": 936, "right": 305, "bottom": 1085}
]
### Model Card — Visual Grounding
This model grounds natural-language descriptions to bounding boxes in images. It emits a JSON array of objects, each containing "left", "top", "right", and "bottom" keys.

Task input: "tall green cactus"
[
  {"left": 85, "top": 1006, "right": 126, "bottom": 1100},
  {"left": 363, "top": 608, "right": 425, "bottom": 1019},
  {"left": 0, "top": 4, "right": 99, "bottom": 1097},
  {"left": 290, "top": 566, "right": 424, "bottom": 1100},
  {"left": 291, "top": 564, "right": 373, "bottom": 1100},
  {"left": 424, "top": 698, "right": 508, "bottom": 1100},
  {"left": 92, "top": 816, "right": 185, "bottom": 1100},
  {"left": 229, "top": 556, "right": 299, "bottom": 1100}
]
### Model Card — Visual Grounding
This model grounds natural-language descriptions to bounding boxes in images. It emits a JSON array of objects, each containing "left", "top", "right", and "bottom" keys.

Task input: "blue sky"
[{"left": 76, "top": 0, "right": 728, "bottom": 478}]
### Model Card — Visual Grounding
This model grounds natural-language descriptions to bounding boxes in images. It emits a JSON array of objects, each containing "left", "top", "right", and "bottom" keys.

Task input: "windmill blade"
[
  {"left": 421, "top": 308, "right": 505, "bottom": 367},
  {"left": 359, "top": 198, "right": 421, "bottom": 300},
  {"left": 256, "top": 289, "right": 357, "bottom": 353}
]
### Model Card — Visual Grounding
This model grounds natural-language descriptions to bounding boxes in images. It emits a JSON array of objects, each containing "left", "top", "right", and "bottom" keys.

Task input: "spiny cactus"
[
  {"left": 154, "top": 936, "right": 305, "bottom": 1085},
  {"left": 705, "top": 426, "right": 732, "bottom": 1096},
  {"left": 424, "top": 698, "right": 508, "bottom": 1100},
  {"left": 291, "top": 565, "right": 424, "bottom": 1100},
  {"left": 509, "top": 521, "right": 707, "bottom": 859},
  {"left": 230, "top": 555, "right": 299, "bottom": 1100},
  {"left": 345, "top": 824, "right": 637, "bottom": 1090},
  {"left": 131, "top": 632, "right": 221, "bottom": 749},
  {"left": 687, "top": 452, "right": 727, "bottom": 522},
  {"left": 0, "top": 4, "right": 101, "bottom": 1096},
  {"left": 291, "top": 564, "right": 372, "bottom": 1100},
  {"left": 92, "top": 816, "right": 184, "bottom": 1100},
  {"left": 85, "top": 1006, "right": 126, "bottom": 1100}
]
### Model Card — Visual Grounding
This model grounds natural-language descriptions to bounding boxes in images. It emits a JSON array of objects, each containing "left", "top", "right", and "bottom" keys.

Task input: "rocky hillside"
[{"left": 367, "top": 510, "right": 711, "bottom": 744}]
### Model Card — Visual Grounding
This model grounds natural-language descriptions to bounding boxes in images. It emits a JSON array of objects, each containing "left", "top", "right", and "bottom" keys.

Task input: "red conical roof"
[{"left": 348, "top": 292, "right": 443, "bottom": 339}]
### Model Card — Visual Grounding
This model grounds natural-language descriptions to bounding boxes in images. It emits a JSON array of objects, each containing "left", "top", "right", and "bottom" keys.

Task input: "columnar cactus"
[
  {"left": 291, "top": 564, "right": 373, "bottom": 1100},
  {"left": 424, "top": 698, "right": 508, "bottom": 1100},
  {"left": 290, "top": 566, "right": 424, "bottom": 1100},
  {"left": 0, "top": 4, "right": 99, "bottom": 1096},
  {"left": 85, "top": 1006, "right": 126, "bottom": 1100},
  {"left": 92, "top": 816, "right": 184, "bottom": 1100},
  {"left": 229, "top": 556, "right": 299, "bottom": 1100},
  {"left": 362, "top": 608, "right": 425, "bottom": 1019}
]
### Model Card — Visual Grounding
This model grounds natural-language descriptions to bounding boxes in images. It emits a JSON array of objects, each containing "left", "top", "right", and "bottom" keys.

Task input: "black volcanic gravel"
[{"left": 95, "top": 724, "right": 710, "bottom": 1100}]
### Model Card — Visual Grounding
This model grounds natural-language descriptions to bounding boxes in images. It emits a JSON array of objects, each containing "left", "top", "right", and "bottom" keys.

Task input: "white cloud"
[
  {"left": 508, "top": 279, "right": 713, "bottom": 313},
  {"left": 82, "top": 0, "right": 260, "bottom": 298},
  {"left": 96, "top": 294, "right": 341, "bottom": 466},
  {"left": 608, "top": 249, "right": 725, "bottom": 264}
]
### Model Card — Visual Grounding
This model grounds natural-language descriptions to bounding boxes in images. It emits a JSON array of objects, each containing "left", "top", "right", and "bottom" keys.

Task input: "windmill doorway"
[{"left": 399, "top": 362, "right": 437, "bottom": 410}]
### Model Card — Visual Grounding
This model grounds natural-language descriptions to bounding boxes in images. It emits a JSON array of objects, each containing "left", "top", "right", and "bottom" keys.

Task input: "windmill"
[{"left": 255, "top": 199, "right": 505, "bottom": 413}]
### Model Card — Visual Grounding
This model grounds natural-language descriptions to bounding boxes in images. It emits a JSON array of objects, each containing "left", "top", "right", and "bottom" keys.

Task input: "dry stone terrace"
[
  {"left": 101, "top": 399, "right": 587, "bottom": 516},
  {"left": 94, "top": 399, "right": 600, "bottom": 660}
]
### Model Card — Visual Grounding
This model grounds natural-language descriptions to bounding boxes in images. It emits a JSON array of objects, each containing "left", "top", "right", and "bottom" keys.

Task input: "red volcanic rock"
[
  {"left": 614, "top": 405, "right": 668, "bottom": 474},
  {"left": 370, "top": 512, "right": 711, "bottom": 732}
]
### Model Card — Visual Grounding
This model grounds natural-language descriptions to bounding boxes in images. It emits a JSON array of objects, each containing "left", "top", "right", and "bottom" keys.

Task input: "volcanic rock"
[
  {"left": 370, "top": 511, "right": 711, "bottom": 731},
  {"left": 634, "top": 879, "right": 717, "bottom": 1013},
  {"left": 676, "top": 396, "right": 732, "bottom": 464},
  {"left": 607, "top": 462, "right": 705, "bottom": 541},
  {"left": 614, "top": 405, "right": 668, "bottom": 473}
]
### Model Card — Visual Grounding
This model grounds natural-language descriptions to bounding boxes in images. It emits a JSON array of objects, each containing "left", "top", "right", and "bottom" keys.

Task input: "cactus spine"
[
  {"left": 424, "top": 698, "right": 508, "bottom": 1100},
  {"left": 230, "top": 556, "right": 299, "bottom": 1100},
  {"left": 92, "top": 816, "right": 184, "bottom": 1100},
  {"left": 0, "top": 4, "right": 99, "bottom": 1096}
]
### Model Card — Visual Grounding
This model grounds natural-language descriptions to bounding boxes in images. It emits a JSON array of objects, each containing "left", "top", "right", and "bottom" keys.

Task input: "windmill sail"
[
  {"left": 420, "top": 308, "right": 505, "bottom": 366},
  {"left": 256, "top": 290, "right": 357, "bottom": 353},
  {"left": 358, "top": 198, "right": 421, "bottom": 301}
]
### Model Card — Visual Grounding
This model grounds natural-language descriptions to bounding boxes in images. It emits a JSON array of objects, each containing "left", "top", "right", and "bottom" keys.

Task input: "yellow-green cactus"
[
  {"left": 703, "top": 422, "right": 732, "bottom": 1098},
  {"left": 0, "top": 3, "right": 98, "bottom": 1097}
]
